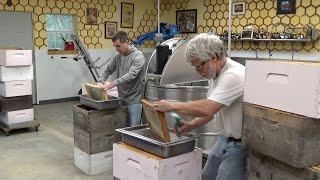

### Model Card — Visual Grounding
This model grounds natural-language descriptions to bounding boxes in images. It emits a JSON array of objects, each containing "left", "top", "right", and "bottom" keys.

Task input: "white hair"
[{"left": 185, "top": 33, "right": 225, "bottom": 63}]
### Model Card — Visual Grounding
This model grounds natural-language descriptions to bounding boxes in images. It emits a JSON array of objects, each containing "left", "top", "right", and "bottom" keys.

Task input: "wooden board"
[
  {"left": 141, "top": 99, "right": 170, "bottom": 142},
  {"left": 84, "top": 83, "right": 108, "bottom": 101},
  {"left": 243, "top": 103, "right": 320, "bottom": 168},
  {"left": 247, "top": 149, "right": 320, "bottom": 180}
]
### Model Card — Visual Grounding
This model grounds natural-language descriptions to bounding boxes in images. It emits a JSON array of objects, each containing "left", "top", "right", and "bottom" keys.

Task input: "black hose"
[{"left": 140, "top": 78, "right": 151, "bottom": 125}]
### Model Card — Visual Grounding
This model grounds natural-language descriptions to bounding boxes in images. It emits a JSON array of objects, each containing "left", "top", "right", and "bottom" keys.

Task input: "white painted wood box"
[
  {"left": 74, "top": 146, "right": 113, "bottom": 176},
  {"left": 244, "top": 60, "right": 320, "bottom": 118},
  {"left": 0, "top": 65, "right": 33, "bottom": 81},
  {"left": 0, "top": 108, "right": 34, "bottom": 125},
  {"left": 0, "top": 80, "right": 32, "bottom": 97},
  {"left": 113, "top": 143, "right": 202, "bottom": 180},
  {"left": 0, "top": 50, "right": 32, "bottom": 66}
]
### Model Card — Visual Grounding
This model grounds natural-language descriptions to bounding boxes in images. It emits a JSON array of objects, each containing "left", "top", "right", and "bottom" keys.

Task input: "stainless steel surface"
[
  {"left": 145, "top": 38, "right": 205, "bottom": 85},
  {"left": 78, "top": 95, "right": 124, "bottom": 110},
  {"left": 144, "top": 81, "right": 220, "bottom": 151},
  {"left": 160, "top": 39, "right": 204, "bottom": 85},
  {"left": 116, "top": 124, "right": 198, "bottom": 158},
  {"left": 143, "top": 37, "right": 221, "bottom": 151}
]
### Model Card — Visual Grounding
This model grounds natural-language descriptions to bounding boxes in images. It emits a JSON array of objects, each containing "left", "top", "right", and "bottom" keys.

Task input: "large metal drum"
[
  {"left": 143, "top": 80, "right": 220, "bottom": 151},
  {"left": 143, "top": 37, "right": 220, "bottom": 151}
]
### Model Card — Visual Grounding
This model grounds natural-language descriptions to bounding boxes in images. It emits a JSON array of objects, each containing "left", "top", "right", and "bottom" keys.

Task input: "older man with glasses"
[{"left": 153, "top": 33, "right": 246, "bottom": 180}]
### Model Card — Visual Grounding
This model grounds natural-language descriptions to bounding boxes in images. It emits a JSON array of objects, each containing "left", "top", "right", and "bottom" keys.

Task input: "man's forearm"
[
  {"left": 171, "top": 99, "right": 222, "bottom": 117},
  {"left": 192, "top": 116, "right": 213, "bottom": 129}
]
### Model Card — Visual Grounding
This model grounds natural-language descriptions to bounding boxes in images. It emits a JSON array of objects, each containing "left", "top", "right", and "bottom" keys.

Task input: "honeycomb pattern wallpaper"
[
  {"left": 0, "top": 0, "right": 319, "bottom": 52},
  {"left": 0, "top": 0, "right": 116, "bottom": 49},
  {"left": 198, "top": 0, "right": 320, "bottom": 52}
]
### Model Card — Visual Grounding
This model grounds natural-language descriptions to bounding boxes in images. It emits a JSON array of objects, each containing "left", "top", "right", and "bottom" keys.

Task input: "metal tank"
[{"left": 143, "top": 38, "right": 220, "bottom": 151}]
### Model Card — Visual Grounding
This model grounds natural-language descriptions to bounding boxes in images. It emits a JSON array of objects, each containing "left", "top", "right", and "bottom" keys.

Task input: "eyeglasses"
[{"left": 191, "top": 61, "right": 207, "bottom": 70}]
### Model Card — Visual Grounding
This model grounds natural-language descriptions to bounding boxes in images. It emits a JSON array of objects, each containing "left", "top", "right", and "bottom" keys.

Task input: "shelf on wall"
[
  {"left": 47, "top": 50, "right": 79, "bottom": 55},
  {"left": 222, "top": 38, "right": 312, "bottom": 43},
  {"left": 222, "top": 38, "right": 314, "bottom": 60}
]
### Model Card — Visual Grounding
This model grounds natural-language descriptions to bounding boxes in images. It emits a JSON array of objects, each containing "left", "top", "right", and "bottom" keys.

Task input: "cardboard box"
[
  {"left": 243, "top": 103, "right": 320, "bottom": 168},
  {"left": 0, "top": 50, "right": 32, "bottom": 66},
  {"left": 0, "top": 80, "right": 32, "bottom": 97},
  {"left": 74, "top": 146, "right": 113, "bottom": 175},
  {"left": 244, "top": 60, "right": 320, "bottom": 118},
  {"left": 113, "top": 143, "right": 202, "bottom": 180}
]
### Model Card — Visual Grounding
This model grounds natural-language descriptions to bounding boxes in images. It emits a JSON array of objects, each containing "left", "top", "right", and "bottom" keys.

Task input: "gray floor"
[{"left": 0, "top": 101, "right": 114, "bottom": 180}]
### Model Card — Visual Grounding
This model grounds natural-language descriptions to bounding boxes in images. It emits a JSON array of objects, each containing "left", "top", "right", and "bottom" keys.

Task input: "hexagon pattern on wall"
[
  {"left": 0, "top": 0, "right": 319, "bottom": 52},
  {"left": 199, "top": 0, "right": 319, "bottom": 52},
  {"left": 0, "top": 0, "right": 115, "bottom": 49}
]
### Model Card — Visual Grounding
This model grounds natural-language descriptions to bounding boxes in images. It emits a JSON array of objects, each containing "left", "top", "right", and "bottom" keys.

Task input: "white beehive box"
[
  {"left": 0, "top": 108, "right": 34, "bottom": 125},
  {"left": 0, "top": 65, "right": 33, "bottom": 81},
  {"left": 244, "top": 60, "right": 320, "bottom": 118},
  {"left": 113, "top": 143, "right": 202, "bottom": 180},
  {"left": 0, "top": 50, "right": 32, "bottom": 66},
  {"left": 74, "top": 147, "right": 113, "bottom": 175},
  {"left": 0, "top": 80, "right": 32, "bottom": 97}
]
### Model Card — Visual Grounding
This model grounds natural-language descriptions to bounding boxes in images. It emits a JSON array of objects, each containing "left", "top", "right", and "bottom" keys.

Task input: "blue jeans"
[
  {"left": 202, "top": 135, "right": 246, "bottom": 180},
  {"left": 127, "top": 103, "right": 142, "bottom": 127}
]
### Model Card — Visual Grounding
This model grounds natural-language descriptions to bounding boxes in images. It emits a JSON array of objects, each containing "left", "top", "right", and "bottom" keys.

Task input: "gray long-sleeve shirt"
[{"left": 98, "top": 47, "right": 145, "bottom": 104}]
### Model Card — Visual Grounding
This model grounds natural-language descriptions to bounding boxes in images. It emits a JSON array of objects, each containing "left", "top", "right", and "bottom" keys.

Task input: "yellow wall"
[
  {"left": 0, "top": 0, "right": 159, "bottom": 49},
  {"left": 1, "top": 0, "right": 319, "bottom": 52},
  {"left": 165, "top": 0, "right": 320, "bottom": 52}
]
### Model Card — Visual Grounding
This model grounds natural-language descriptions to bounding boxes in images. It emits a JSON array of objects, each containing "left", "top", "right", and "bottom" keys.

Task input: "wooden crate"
[
  {"left": 0, "top": 95, "right": 32, "bottom": 112},
  {"left": 0, "top": 80, "right": 32, "bottom": 97},
  {"left": 247, "top": 149, "right": 320, "bottom": 180},
  {"left": 74, "top": 127, "right": 121, "bottom": 154},
  {"left": 0, "top": 108, "right": 34, "bottom": 125},
  {"left": 0, "top": 49, "right": 32, "bottom": 66},
  {"left": 244, "top": 60, "right": 320, "bottom": 118},
  {"left": 243, "top": 103, "right": 320, "bottom": 168},
  {"left": 74, "top": 146, "right": 113, "bottom": 175},
  {"left": 0, "top": 65, "right": 33, "bottom": 81},
  {"left": 73, "top": 104, "right": 127, "bottom": 133},
  {"left": 113, "top": 143, "right": 202, "bottom": 180}
]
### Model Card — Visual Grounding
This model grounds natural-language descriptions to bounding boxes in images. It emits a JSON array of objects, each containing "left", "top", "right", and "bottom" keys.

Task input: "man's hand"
[
  {"left": 97, "top": 81, "right": 113, "bottom": 91},
  {"left": 96, "top": 82, "right": 103, "bottom": 87},
  {"left": 153, "top": 100, "right": 173, "bottom": 112},
  {"left": 174, "top": 120, "right": 195, "bottom": 134}
]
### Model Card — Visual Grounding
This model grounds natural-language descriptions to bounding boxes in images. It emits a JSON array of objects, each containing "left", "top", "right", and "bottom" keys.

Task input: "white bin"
[
  {"left": 113, "top": 143, "right": 202, "bottom": 180},
  {"left": 74, "top": 147, "right": 113, "bottom": 176},
  {"left": 0, "top": 80, "right": 32, "bottom": 97},
  {"left": 244, "top": 60, "right": 320, "bottom": 118},
  {"left": 0, "top": 50, "right": 32, "bottom": 66},
  {"left": 0, "top": 108, "right": 34, "bottom": 125}
]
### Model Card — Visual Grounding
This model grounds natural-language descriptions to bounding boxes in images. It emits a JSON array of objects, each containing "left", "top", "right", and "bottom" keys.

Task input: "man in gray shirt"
[{"left": 98, "top": 31, "right": 145, "bottom": 127}]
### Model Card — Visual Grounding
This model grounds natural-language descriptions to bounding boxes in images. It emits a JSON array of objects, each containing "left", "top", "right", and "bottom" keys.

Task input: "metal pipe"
[
  {"left": 227, "top": 0, "right": 232, "bottom": 56},
  {"left": 268, "top": 21, "right": 291, "bottom": 59},
  {"left": 158, "top": 0, "right": 160, "bottom": 33}
]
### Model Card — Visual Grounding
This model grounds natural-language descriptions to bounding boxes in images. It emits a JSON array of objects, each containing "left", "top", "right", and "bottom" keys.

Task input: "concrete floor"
[{"left": 0, "top": 101, "right": 114, "bottom": 180}]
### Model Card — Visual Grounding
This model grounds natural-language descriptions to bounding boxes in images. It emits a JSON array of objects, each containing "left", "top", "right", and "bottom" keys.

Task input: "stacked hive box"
[
  {"left": 0, "top": 50, "right": 37, "bottom": 135},
  {"left": 73, "top": 104, "right": 127, "bottom": 175},
  {"left": 243, "top": 60, "right": 320, "bottom": 180},
  {"left": 113, "top": 143, "right": 202, "bottom": 180}
]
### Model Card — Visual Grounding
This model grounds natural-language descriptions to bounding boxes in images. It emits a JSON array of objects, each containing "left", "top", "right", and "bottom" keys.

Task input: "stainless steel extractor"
[{"left": 143, "top": 38, "right": 220, "bottom": 151}]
